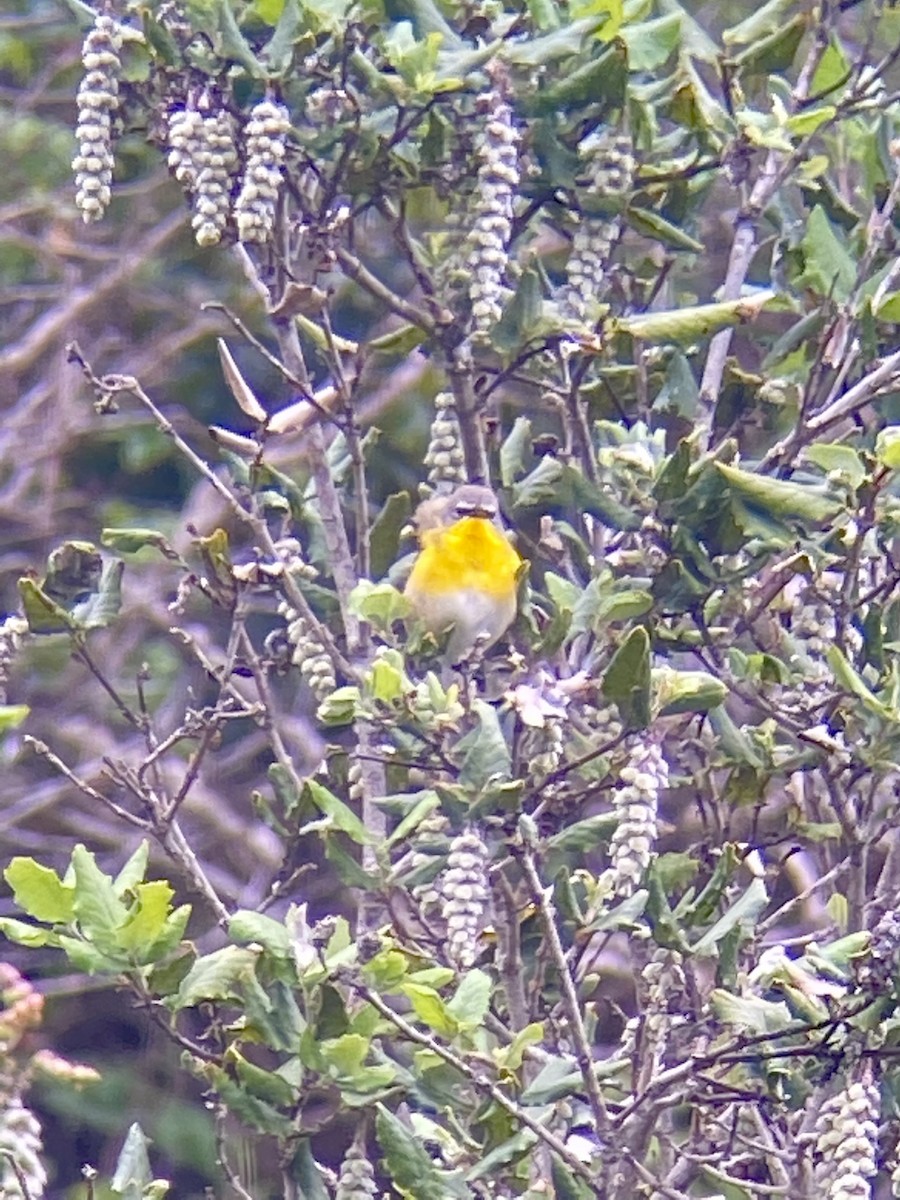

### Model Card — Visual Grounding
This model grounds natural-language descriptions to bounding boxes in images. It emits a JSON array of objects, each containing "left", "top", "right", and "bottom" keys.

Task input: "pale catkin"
[
  {"left": 167, "top": 96, "right": 239, "bottom": 247},
  {"left": 234, "top": 99, "right": 292, "bottom": 244},
  {"left": 0, "top": 966, "right": 48, "bottom": 1199},
  {"left": 465, "top": 87, "right": 520, "bottom": 335},
  {"left": 72, "top": 13, "right": 123, "bottom": 223},
  {"left": 814, "top": 1067, "right": 880, "bottom": 1199},
  {"left": 559, "top": 129, "right": 634, "bottom": 325},
  {"left": 596, "top": 737, "right": 668, "bottom": 901},
  {"left": 336, "top": 1143, "right": 377, "bottom": 1200},
  {"left": 280, "top": 602, "right": 336, "bottom": 702},
  {"left": 424, "top": 393, "right": 466, "bottom": 487},
  {"left": 441, "top": 829, "right": 490, "bottom": 968}
]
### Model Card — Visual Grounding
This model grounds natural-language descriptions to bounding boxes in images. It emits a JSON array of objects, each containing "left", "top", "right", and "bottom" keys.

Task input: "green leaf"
[
  {"left": 402, "top": 982, "right": 459, "bottom": 1037},
  {"left": 4, "top": 858, "right": 75, "bottom": 923},
  {"left": 811, "top": 35, "right": 850, "bottom": 95},
  {"left": 75, "top": 558, "right": 124, "bottom": 630},
  {"left": 729, "top": 13, "right": 805, "bottom": 73},
  {"left": 197, "top": 1064, "right": 295, "bottom": 1137},
  {"left": 446, "top": 969, "right": 491, "bottom": 1030},
  {"left": 493, "top": 1022, "right": 545, "bottom": 1072},
  {"left": 261, "top": 0, "right": 303, "bottom": 74},
  {"left": 114, "top": 842, "right": 150, "bottom": 895},
  {"left": 602, "top": 626, "right": 651, "bottom": 729},
  {"left": 111, "top": 1123, "right": 153, "bottom": 1199},
  {"left": 876, "top": 426, "right": 900, "bottom": 469},
  {"left": 100, "top": 527, "right": 176, "bottom": 556},
  {"left": 621, "top": 12, "right": 680, "bottom": 70},
  {"left": 385, "top": 790, "right": 441, "bottom": 848},
  {"left": 71, "top": 844, "right": 127, "bottom": 943},
  {"left": 544, "top": 572, "right": 581, "bottom": 614},
  {"left": 505, "top": 15, "right": 611, "bottom": 67},
  {"left": 229, "top": 910, "right": 292, "bottom": 958},
  {"left": 520, "top": 1055, "right": 581, "bottom": 1104},
  {"left": 18, "top": 577, "right": 73, "bottom": 633},
  {"left": 714, "top": 462, "right": 842, "bottom": 523},
  {"left": 57, "top": 933, "right": 122, "bottom": 974},
  {"left": 652, "top": 666, "right": 727, "bottom": 716},
  {"left": 803, "top": 443, "right": 866, "bottom": 489},
  {"left": 722, "top": 0, "right": 793, "bottom": 46},
  {"left": 500, "top": 417, "right": 533, "bottom": 487},
  {"left": 799, "top": 206, "right": 855, "bottom": 301},
  {"left": 319, "top": 1032, "right": 370, "bottom": 1078},
  {"left": 0, "top": 918, "right": 53, "bottom": 948},
  {"left": 658, "top": 0, "right": 718, "bottom": 61},
  {"left": 827, "top": 646, "right": 892, "bottom": 718},
  {"left": 172, "top": 945, "right": 260, "bottom": 1009},
  {"left": 287, "top": 1141, "right": 331, "bottom": 1200},
  {"left": 116, "top": 881, "right": 176, "bottom": 957},
  {"left": 615, "top": 292, "right": 775, "bottom": 342},
  {"left": 652, "top": 351, "right": 699, "bottom": 419},
  {"left": 524, "top": 39, "right": 627, "bottom": 115},
  {"left": 546, "top": 814, "right": 618, "bottom": 853},
  {"left": 691, "top": 877, "right": 768, "bottom": 955},
  {"left": 626, "top": 206, "right": 703, "bottom": 253},
  {"left": 214, "top": 0, "right": 263, "bottom": 72},
  {"left": 710, "top": 988, "right": 792, "bottom": 1033},
  {"left": 370, "top": 493, "right": 413, "bottom": 580},
  {"left": 0, "top": 704, "right": 29, "bottom": 732},
  {"left": 349, "top": 580, "right": 412, "bottom": 630},
  {"left": 876, "top": 292, "right": 900, "bottom": 322},
  {"left": 376, "top": 1104, "right": 474, "bottom": 1200},
  {"left": 453, "top": 699, "right": 512, "bottom": 790},
  {"left": 230, "top": 1048, "right": 296, "bottom": 1107},
  {"left": 786, "top": 104, "right": 837, "bottom": 137},
  {"left": 307, "top": 779, "right": 375, "bottom": 844},
  {"left": 492, "top": 266, "right": 544, "bottom": 351}
]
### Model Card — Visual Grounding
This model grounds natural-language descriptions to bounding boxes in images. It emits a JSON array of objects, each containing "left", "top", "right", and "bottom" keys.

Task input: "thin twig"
[{"left": 515, "top": 838, "right": 611, "bottom": 1135}]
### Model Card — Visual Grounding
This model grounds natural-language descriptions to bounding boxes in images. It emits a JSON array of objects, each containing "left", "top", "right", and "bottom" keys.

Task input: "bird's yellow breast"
[{"left": 406, "top": 516, "right": 521, "bottom": 601}]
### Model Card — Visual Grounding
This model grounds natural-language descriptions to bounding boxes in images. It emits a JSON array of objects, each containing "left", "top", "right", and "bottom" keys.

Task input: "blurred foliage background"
[{"left": 2, "top": 0, "right": 900, "bottom": 1195}]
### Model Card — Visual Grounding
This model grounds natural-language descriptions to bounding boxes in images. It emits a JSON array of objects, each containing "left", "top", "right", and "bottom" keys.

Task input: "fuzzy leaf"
[
  {"left": 799, "top": 206, "right": 855, "bottom": 301},
  {"left": 376, "top": 1105, "right": 474, "bottom": 1199},
  {"left": 453, "top": 699, "right": 512, "bottom": 790},
  {"left": 116, "top": 881, "right": 176, "bottom": 957},
  {"left": 714, "top": 462, "right": 842, "bottom": 523},
  {"left": 615, "top": 292, "right": 775, "bottom": 342},
  {"left": 307, "top": 779, "right": 375, "bottom": 844},
  {"left": 621, "top": 12, "right": 681, "bottom": 69},
  {"left": 446, "top": 969, "right": 491, "bottom": 1030},
  {"left": 370, "top": 493, "right": 413, "bottom": 580},
  {"left": 229, "top": 910, "right": 293, "bottom": 958},
  {"left": 111, "top": 1123, "right": 153, "bottom": 1199},
  {"left": 172, "top": 945, "right": 260, "bottom": 1009},
  {"left": 602, "top": 626, "right": 651, "bottom": 729},
  {"left": 0, "top": 704, "right": 29, "bottom": 733}
]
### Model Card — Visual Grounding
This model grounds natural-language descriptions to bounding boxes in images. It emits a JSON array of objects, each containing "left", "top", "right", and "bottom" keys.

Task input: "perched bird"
[{"left": 404, "top": 484, "right": 523, "bottom": 664}]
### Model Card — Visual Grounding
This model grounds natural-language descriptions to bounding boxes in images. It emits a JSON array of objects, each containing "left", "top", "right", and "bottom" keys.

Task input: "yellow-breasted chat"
[{"left": 404, "top": 484, "right": 523, "bottom": 664}]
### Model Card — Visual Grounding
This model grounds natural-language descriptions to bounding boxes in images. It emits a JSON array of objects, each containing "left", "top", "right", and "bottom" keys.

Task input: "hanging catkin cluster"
[
  {"left": 279, "top": 603, "right": 336, "bottom": 702},
  {"left": 465, "top": 83, "right": 520, "bottom": 336},
  {"left": 597, "top": 737, "right": 668, "bottom": 901},
  {"left": 813, "top": 1067, "right": 880, "bottom": 1199},
  {"left": 234, "top": 99, "right": 292, "bottom": 244},
  {"left": 0, "top": 615, "right": 28, "bottom": 705},
  {"left": 424, "top": 393, "right": 466, "bottom": 487},
  {"left": 335, "top": 1142, "right": 377, "bottom": 1200},
  {"left": 0, "top": 966, "right": 47, "bottom": 1200},
  {"left": 559, "top": 129, "right": 634, "bottom": 325},
  {"left": 441, "top": 829, "right": 490, "bottom": 968},
  {"left": 167, "top": 95, "right": 239, "bottom": 247},
  {"left": 858, "top": 908, "right": 900, "bottom": 993},
  {"left": 72, "top": 13, "right": 123, "bottom": 223}
]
